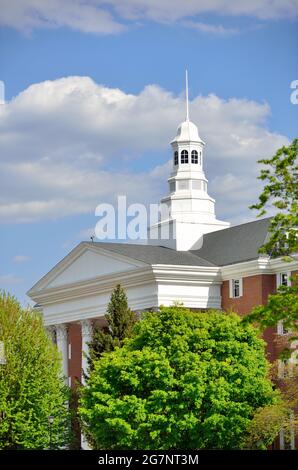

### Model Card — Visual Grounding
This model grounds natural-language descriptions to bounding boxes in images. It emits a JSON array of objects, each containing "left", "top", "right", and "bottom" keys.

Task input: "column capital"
[
  {"left": 46, "top": 326, "right": 56, "bottom": 342},
  {"left": 80, "top": 319, "right": 93, "bottom": 338},
  {"left": 55, "top": 323, "right": 68, "bottom": 342}
]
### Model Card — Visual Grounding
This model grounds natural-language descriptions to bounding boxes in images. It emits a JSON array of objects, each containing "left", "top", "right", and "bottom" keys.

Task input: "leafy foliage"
[
  {"left": 242, "top": 362, "right": 298, "bottom": 449},
  {"left": 80, "top": 307, "right": 278, "bottom": 450},
  {"left": 0, "top": 292, "right": 70, "bottom": 449},
  {"left": 243, "top": 279, "right": 298, "bottom": 339},
  {"left": 88, "top": 284, "right": 136, "bottom": 369},
  {"left": 241, "top": 404, "right": 288, "bottom": 450},
  {"left": 250, "top": 138, "right": 298, "bottom": 257}
]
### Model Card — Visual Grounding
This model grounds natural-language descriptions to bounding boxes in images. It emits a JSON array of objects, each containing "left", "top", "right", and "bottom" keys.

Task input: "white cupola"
[{"left": 148, "top": 71, "right": 230, "bottom": 251}]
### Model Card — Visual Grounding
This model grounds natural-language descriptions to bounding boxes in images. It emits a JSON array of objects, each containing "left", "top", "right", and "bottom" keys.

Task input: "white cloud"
[
  {"left": 0, "top": 76, "right": 289, "bottom": 225},
  {"left": 12, "top": 255, "right": 31, "bottom": 263},
  {"left": 182, "top": 20, "right": 238, "bottom": 35},
  {"left": 0, "top": 274, "right": 23, "bottom": 284},
  {"left": 109, "top": 0, "right": 298, "bottom": 21},
  {"left": 0, "top": 1, "right": 297, "bottom": 34},
  {"left": 0, "top": 0, "right": 125, "bottom": 34}
]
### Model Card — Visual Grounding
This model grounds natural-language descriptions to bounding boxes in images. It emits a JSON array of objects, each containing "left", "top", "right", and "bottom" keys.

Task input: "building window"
[
  {"left": 181, "top": 150, "right": 189, "bottom": 164},
  {"left": 174, "top": 151, "right": 178, "bottom": 165},
  {"left": 278, "top": 358, "right": 293, "bottom": 379},
  {"left": 277, "top": 272, "right": 291, "bottom": 288},
  {"left": 277, "top": 320, "right": 290, "bottom": 336},
  {"left": 191, "top": 150, "right": 198, "bottom": 164},
  {"left": 229, "top": 278, "right": 243, "bottom": 298},
  {"left": 199, "top": 151, "right": 202, "bottom": 165},
  {"left": 280, "top": 411, "right": 295, "bottom": 450}
]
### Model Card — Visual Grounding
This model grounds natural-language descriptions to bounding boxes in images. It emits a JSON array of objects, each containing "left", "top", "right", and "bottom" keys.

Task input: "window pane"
[
  {"left": 233, "top": 279, "right": 240, "bottom": 297},
  {"left": 191, "top": 150, "right": 198, "bottom": 164},
  {"left": 174, "top": 151, "right": 178, "bottom": 165},
  {"left": 181, "top": 150, "right": 189, "bottom": 164},
  {"left": 281, "top": 273, "right": 288, "bottom": 286}
]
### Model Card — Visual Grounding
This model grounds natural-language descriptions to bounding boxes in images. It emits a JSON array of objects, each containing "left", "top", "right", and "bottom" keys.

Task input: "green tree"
[
  {"left": 80, "top": 307, "right": 278, "bottom": 450},
  {"left": 241, "top": 404, "right": 288, "bottom": 450},
  {"left": 0, "top": 292, "right": 70, "bottom": 449},
  {"left": 88, "top": 284, "right": 136, "bottom": 368},
  {"left": 250, "top": 138, "right": 298, "bottom": 257},
  {"left": 241, "top": 362, "right": 298, "bottom": 449},
  {"left": 244, "top": 280, "right": 298, "bottom": 340}
]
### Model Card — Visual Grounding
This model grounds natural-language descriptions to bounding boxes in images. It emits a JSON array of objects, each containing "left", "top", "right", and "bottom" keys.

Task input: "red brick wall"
[
  {"left": 68, "top": 323, "right": 82, "bottom": 388},
  {"left": 221, "top": 274, "right": 276, "bottom": 316},
  {"left": 222, "top": 274, "right": 278, "bottom": 361}
]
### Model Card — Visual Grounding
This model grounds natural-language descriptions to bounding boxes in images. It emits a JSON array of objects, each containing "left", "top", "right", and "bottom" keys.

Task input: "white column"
[
  {"left": 80, "top": 320, "right": 93, "bottom": 450},
  {"left": 46, "top": 326, "right": 56, "bottom": 343},
  {"left": 80, "top": 320, "right": 93, "bottom": 385},
  {"left": 55, "top": 324, "right": 69, "bottom": 384}
]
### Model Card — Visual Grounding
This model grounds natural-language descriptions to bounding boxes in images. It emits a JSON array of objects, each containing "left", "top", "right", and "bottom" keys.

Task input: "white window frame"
[
  {"left": 277, "top": 320, "right": 290, "bottom": 336},
  {"left": 278, "top": 358, "right": 294, "bottom": 379},
  {"left": 276, "top": 272, "right": 291, "bottom": 289},
  {"left": 276, "top": 272, "right": 291, "bottom": 335},
  {"left": 229, "top": 278, "right": 243, "bottom": 299},
  {"left": 279, "top": 411, "right": 295, "bottom": 450}
]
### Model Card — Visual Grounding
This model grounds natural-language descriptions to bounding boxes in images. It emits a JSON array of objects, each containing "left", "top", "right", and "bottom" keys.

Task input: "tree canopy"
[
  {"left": 80, "top": 307, "right": 278, "bottom": 450},
  {"left": 0, "top": 292, "right": 70, "bottom": 449},
  {"left": 250, "top": 138, "right": 298, "bottom": 257},
  {"left": 244, "top": 281, "right": 298, "bottom": 340},
  {"left": 88, "top": 284, "right": 136, "bottom": 369}
]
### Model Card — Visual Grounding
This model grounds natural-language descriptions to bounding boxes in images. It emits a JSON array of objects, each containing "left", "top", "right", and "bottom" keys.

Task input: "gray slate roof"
[
  {"left": 87, "top": 241, "right": 215, "bottom": 267},
  {"left": 191, "top": 217, "right": 271, "bottom": 266},
  {"left": 87, "top": 218, "right": 271, "bottom": 268}
]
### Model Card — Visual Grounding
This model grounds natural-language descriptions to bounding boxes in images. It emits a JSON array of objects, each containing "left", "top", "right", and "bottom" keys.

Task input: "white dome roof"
[{"left": 172, "top": 119, "right": 203, "bottom": 143}]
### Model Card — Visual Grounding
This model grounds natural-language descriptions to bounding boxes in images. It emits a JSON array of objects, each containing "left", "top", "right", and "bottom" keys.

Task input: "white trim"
[
  {"left": 229, "top": 279, "right": 233, "bottom": 298},
  {"left": 55, "top": 324, "right": 69, "bottom": 383},
  {"left": 276, "top": 271, "right": 292, "bottom": 289},
  {"left": 29, "top": 266, "right": 155, "bottom": 305},
  {"left": 222, "top": 258, "right": 270, "bottom": 280},
  {"left": 43, "top": 292, "right": 158, "bottom": 326},
  {"left": 229, "top": 278, "right": 243, "bottom": 299},
  {"left": 277, "top": 320, "right": 291, "bottom": 336},
  {"left": 27, "top": 242, "right": 148, "bottom": 295},
  {"left": 221, "top": 256, "right": 298, "bottom": 281},
  {"left": 277, "top": 320, "right": 284, "bottom": 335},
  {"left": 239, "top": 277, "right": 243, "bottom": 297}
]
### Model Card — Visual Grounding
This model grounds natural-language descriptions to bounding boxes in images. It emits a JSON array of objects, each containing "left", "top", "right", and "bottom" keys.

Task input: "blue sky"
[{"left": 0, "top": 0, "right": 297, "bottom": 304}]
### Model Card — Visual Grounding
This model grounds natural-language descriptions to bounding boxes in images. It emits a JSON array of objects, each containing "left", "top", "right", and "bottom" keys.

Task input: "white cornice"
[
  {"left": 30, "top": 263, "right": 222, "bottom": 307},
  {"left": 43, "top": 293, "right": 158, "bottom": 326},
  {"left": 221, "top": 255, "right": 298, "bottom": 280},
  {"left": 267, "top": 255, "right": 298, "bottom": 273},
  {"left": 27, "top": 242, "right": 148, "bottom": 296},
  {"left": 152, "top": 264, "right": 221, "bottom": 284},
  {"left": 29, "top": 266, "right": 155, "bottom": 306}
]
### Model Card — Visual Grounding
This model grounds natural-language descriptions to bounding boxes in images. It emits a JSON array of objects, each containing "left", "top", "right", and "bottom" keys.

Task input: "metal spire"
[{"left": 185, "top": 69, "right": 189, "bottom": 121}]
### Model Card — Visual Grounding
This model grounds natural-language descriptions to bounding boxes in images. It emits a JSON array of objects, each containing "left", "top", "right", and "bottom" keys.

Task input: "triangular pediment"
[{"left": 28, "top": 243, "right": 148, "bottom": 294}]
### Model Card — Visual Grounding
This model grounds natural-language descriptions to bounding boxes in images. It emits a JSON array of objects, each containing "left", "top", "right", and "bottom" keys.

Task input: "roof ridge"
[{"left": 225, "top": 216, "right": 271, "bottom": 230}]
